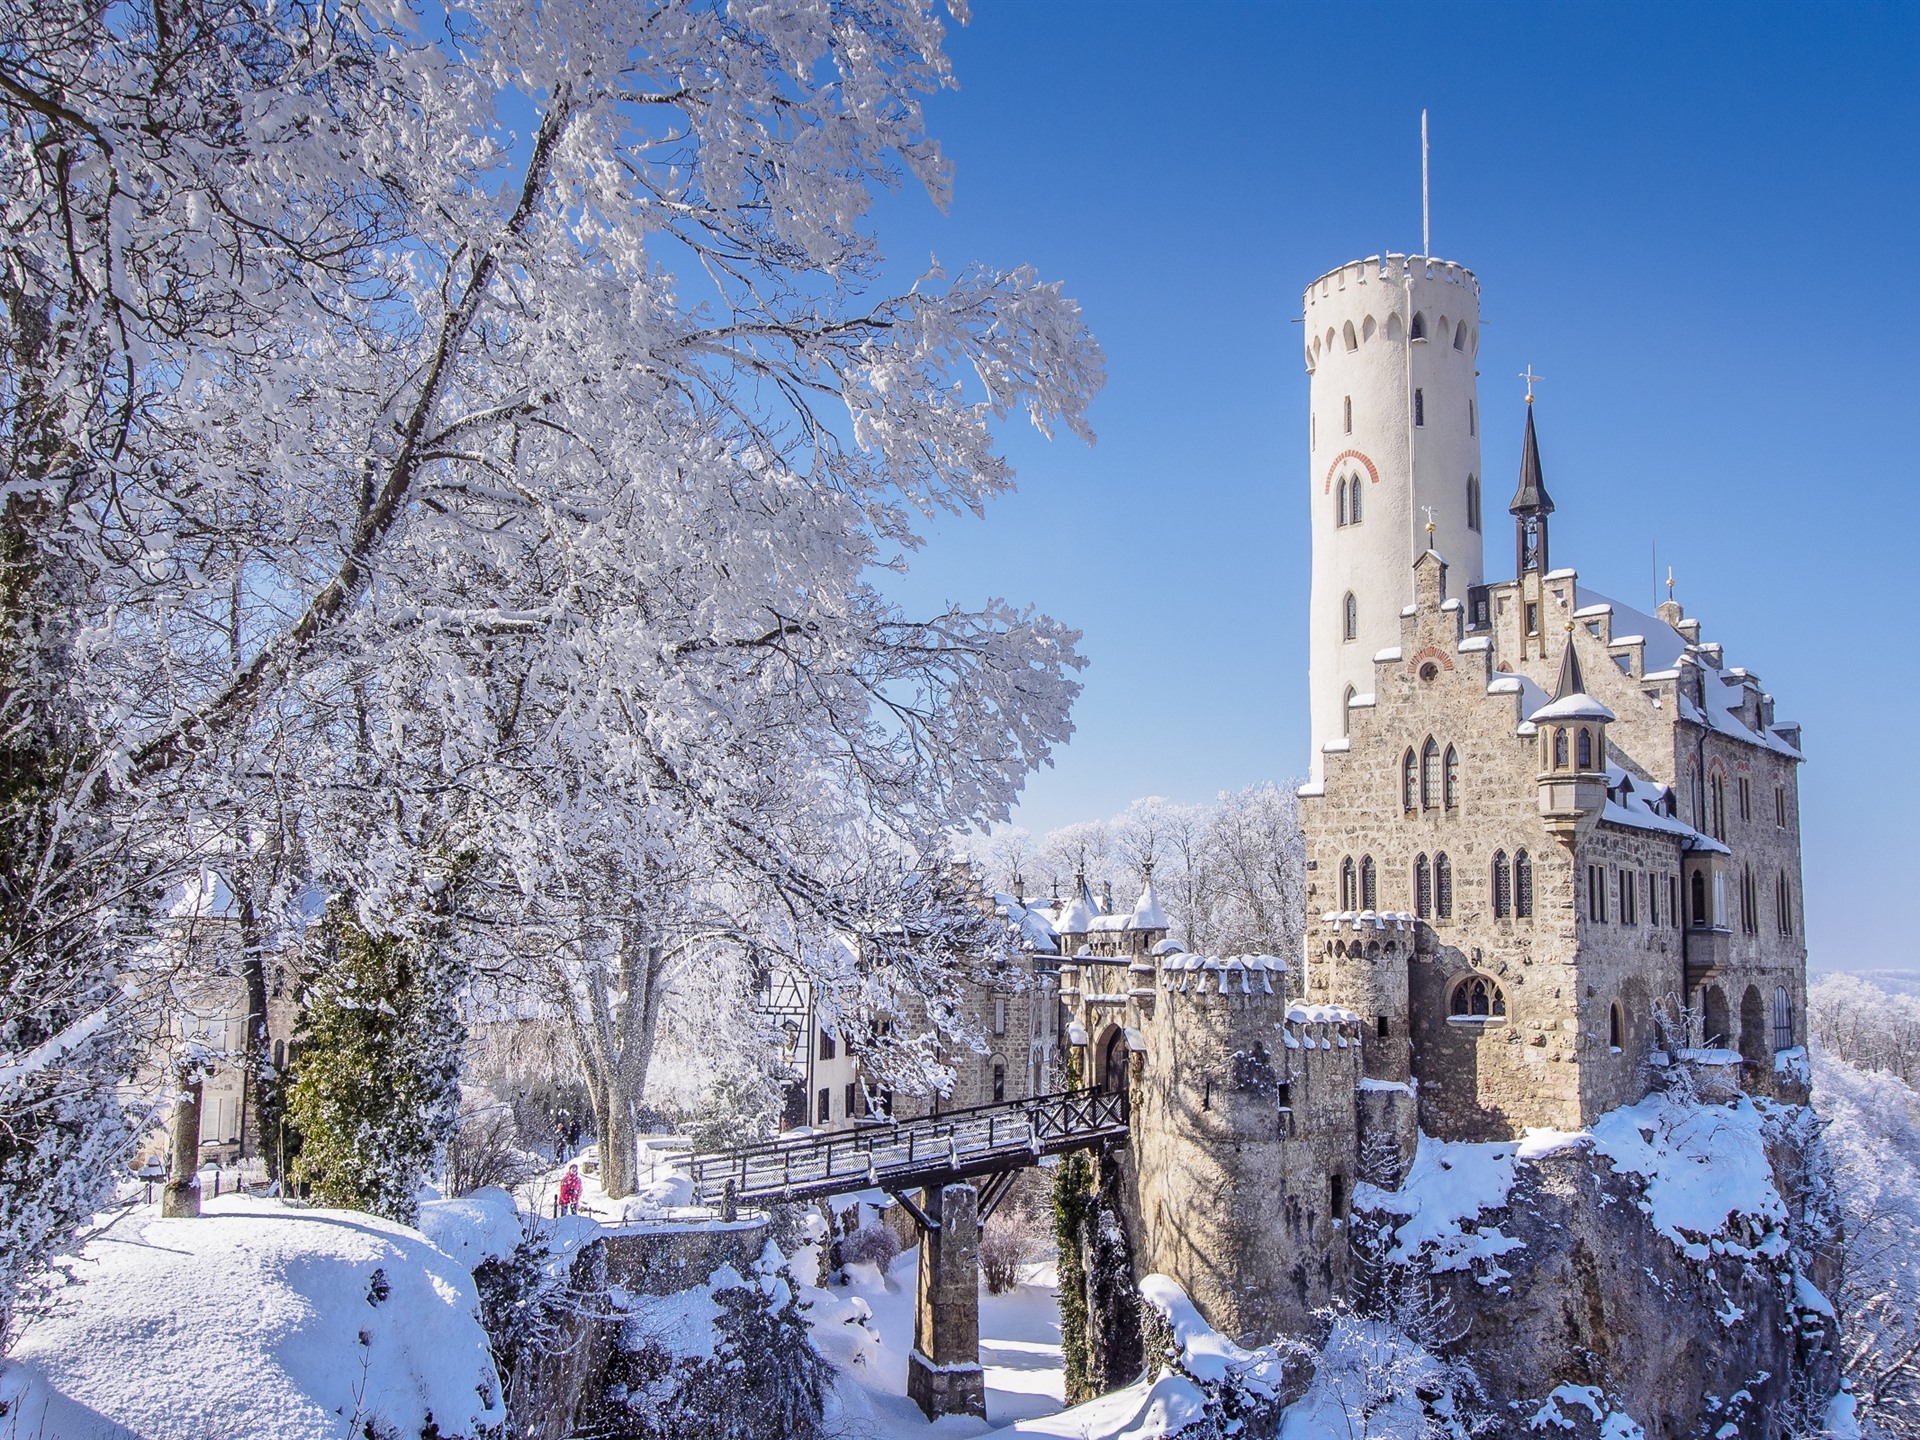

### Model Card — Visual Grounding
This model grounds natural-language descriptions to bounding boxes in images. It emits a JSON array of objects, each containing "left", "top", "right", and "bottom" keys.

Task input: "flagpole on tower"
[{"left": 1421, "top": 109, "right": 1430, "bottom": 256}]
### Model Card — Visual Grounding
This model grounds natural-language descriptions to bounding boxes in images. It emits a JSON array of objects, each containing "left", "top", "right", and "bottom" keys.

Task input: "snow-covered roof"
[
  {"left": 1529, "top": 692, "right": 1616, "bottom": 724},
  {"left": 993, "top": 894, "right": 1060, "bottom": 955},
  {"left": 1599, "top": 766, "right": 1729, "bottom": 854},
  {"left": 1130, "top": 880, "right": 1169, "bottom": 931},
  {"left": 167, "top": 867, "right": 240, "bottom": 921},
  {"left": 1055, "top": 894, "right": 1093, "bottom": 934}
]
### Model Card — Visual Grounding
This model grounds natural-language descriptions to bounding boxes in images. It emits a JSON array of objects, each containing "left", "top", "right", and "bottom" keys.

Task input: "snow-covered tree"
[
  {"left": 288, "top": 899, "right": 466, "bottom": 1224},
  {"left": 3, "top": 0, "right": 1098, "bottom": 1256}
]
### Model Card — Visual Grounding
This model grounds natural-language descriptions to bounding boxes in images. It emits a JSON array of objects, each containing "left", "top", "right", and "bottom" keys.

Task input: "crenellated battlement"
[{"left": 1303, "top": 252, "right": 1480, "bottom": 309}]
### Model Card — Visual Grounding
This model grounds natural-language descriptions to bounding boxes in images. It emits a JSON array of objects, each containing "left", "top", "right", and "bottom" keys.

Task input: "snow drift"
[{"left": 0, "top": 1195, "right": 502, "bottom": 1440}]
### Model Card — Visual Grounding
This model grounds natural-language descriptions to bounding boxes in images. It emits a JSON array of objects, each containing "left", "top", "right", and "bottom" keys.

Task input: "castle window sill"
[{"left": 1446, "top": 1016, "right": 1507, "bottom": 1030}]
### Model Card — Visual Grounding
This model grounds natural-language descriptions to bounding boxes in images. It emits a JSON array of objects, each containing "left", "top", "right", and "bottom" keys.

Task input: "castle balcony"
[{"left": 1683, "top": 923, "right": 1733, "bottom": 989}]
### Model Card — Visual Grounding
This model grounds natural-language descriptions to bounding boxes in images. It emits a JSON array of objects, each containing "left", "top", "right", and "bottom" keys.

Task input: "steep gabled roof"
[{"left": 1508, "top": 403, "right": 1555, "bottom": 516}]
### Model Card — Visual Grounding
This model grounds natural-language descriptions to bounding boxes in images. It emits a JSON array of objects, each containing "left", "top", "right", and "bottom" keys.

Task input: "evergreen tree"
[{"left": 288, "top": 901, "right": 464, "bottom": 1225}]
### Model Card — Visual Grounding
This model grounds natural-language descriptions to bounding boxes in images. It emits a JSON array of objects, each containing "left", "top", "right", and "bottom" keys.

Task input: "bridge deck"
[{"left": 687, "top": 1087, "right": 1128, "bottom": 1207}]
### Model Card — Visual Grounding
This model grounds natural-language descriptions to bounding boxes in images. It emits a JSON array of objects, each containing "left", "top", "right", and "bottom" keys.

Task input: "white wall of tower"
[{"left": 1304, "top": 254, "right": 1486, "bottom": 780}]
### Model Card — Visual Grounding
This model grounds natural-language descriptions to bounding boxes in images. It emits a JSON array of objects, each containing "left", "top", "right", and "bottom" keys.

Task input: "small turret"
[
  {"left": 1530, "top": 637, "right": 1614, "bottom": 844},
  {"left": 1509, "top": 400, "right": 1554, "bottom": 580}
]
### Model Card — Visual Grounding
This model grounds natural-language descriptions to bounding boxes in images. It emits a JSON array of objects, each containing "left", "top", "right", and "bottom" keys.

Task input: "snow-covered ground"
[
  {"left": 806, "top": 1248, "right": 1068, "bottom": 1438},
  {"left": 0, "top": 1195, "right": 502, "bottom": 1440}
]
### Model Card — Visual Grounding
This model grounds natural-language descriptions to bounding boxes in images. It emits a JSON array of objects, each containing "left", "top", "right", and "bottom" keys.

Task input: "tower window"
[
  {"left": 1492, "top": 850, "right": 1511, "bottom": 918},
  {"left": 1361, "top": 855, "right": 1377, "bottom": 911},
  {"left": 1609, "top": 1003, "right": 1624, "bottom": 1050},
  {"left": 1421, "top": 737, "right": 1440, "bottom": 809},
  {"left": 1775, "top": 785, "right": 1788, "bottom": 828},
  {"left": 1738, "top": 776, "right": 1751, "bottom": 821},
  {"left": 1343, "top": 323, "right": 1358, "bottom": 353},
  {"left": 1690, "top": 870, "right": 1707, "bottom": 927},
  {"left": 1343, "top": 592, "right": 1358, "bottom": 641},
  {"left": 1448, "top": 976, "right": 1506, "bottom": 1022},
  {"left": 1336, "top": 476, "right": 1347, "bottom": 526},
  {"left": 1773, "top": 986, "right": 1793, "bottom": 1051},
  {"left": 1587, "top": 864, "right": 1607, "bottom": 923},
  {"left": 1402, "top": 749, "right": 1417, "bottom": 812},
  {"left": 1410, "top": 311, "right": 1427, "bottom": 342},
  {"left": 1514, "top": 850, "right": 1533, "bottom": 918},
  {"left": 1553, "top": 728, "right": 1569, "bottom": 769},
  {"left": 1349, "top": 475, "right": 1362, "bottom": 524},
  {"left": 1777, "top": 872, "right": 1793, "bottom": 935},
  {"left": 1525, "top": 601, "right": 1540, "bottom": 636},
  {"left": 1467, "top": 475, "right": 1481, "bottom": 533},
  {"left": 1342, "top": 685, "right": 1356, "bottom": 737},
  {"left": 1576, "top": 728, "right": 1594, "bottom": 770},
  {"left": 1414, "top": 388, "right": 1425, "bottom": 427},
  {"left": 1443, "top": 745, "right": 1460, "bottom": 809},
  {"left": 1340, "top": 857, "right": 1357, "bottom": 911},
  {"left": 1344, "top": 395, "right": 1353, "bottom": 432},
  {"left": 1469, "top": 398, "right": 1476, "bottom": 435},
  {"left": 1434, "top": 853, "right": 1453, "bottom": 919},
  {"left": 1415, "top": 854, "right": 1432, "bottom": 919},
  {"left": 1454, "top": 320, "right": 1468, "bottom": 351}
]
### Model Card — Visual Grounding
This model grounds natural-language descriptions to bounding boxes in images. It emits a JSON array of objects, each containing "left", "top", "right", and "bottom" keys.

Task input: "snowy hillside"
[{"left": 0, "top": 1196, "right": 502, "bottom": 1440}]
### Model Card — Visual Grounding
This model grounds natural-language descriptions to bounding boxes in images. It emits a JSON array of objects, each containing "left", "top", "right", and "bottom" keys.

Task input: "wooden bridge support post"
[{"left": 905, "top": 1182, "right": 987, "bottom": 1420}]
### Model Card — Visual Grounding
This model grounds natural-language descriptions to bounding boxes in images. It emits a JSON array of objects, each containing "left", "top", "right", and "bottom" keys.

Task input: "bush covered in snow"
[{"left": 585, "top": 1242, "right": 827, "bottom": 1440}]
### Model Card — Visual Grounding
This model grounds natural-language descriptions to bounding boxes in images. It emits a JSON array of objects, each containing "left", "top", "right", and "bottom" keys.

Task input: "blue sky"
[{"left": 868, "top": 1, "right": 1920, "bottom": 969}]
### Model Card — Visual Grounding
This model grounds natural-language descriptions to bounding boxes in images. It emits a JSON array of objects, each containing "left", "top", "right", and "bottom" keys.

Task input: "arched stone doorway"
[
  {"left": 1701, "top": 985, "right": 1730, "bottom": 1049},
  {"left": 1100, "top": 1027, "right": 1130, "bottom": 1116},
  {"left": 1739, "top": 985, "right": 1768, "bottom": 1071}
]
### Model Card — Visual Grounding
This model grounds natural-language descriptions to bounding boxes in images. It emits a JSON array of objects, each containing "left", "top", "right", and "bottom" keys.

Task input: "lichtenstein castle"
[{"left": 1043, "top": 253, "right": 1815, "bottom": 1414}]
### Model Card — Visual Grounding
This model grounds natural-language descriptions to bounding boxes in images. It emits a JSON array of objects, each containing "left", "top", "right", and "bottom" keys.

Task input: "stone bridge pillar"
[{"left": 906, "top": 1182, "right": 986, "bottom": 1420}]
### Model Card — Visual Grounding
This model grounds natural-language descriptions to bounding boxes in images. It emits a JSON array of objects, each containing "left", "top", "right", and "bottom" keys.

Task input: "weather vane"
[
  {"left": 1666, "top": 566, "right": 1675, "bottom": 601},
  {"left": 1520, "top": 365, "right": 1544, "bottom": 403},
  {"left": 1421, "top": 504, "right": 1438, "bottom": 549}
]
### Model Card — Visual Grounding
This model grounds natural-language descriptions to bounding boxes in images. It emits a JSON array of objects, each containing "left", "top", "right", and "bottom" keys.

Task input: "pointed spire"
[
  {"left": 1553, "top": 634, "right": 1586, "bottom": 700},
  {"left": 1508, "top": 402, "right": 1555, "bottom": 516}
]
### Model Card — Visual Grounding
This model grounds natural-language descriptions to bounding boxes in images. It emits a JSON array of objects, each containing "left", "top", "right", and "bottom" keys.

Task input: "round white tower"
[{"left": 1305, "top": 254, "right": 1486, "bottom": 779}]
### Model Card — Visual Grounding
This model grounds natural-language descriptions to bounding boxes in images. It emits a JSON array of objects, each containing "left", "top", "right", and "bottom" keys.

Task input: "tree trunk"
[{"left": 162, "top": 1066, "right": 203, "bottom": 1218}]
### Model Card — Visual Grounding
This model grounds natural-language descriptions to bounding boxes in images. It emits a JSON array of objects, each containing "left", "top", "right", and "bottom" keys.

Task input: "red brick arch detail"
[
  {"left": 1323, "top": 450, "right": 1381, "bottom": 494},
  {"left": 1407, "top": 646, "right": 1455, "bottom": 676}
]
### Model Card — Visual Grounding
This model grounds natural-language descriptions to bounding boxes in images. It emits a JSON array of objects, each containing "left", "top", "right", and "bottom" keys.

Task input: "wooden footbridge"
[
  {"left": 685, "top": 1086, "right": 1130, "bottom": 1421},
  {"left": 687, "top": 1086, "right": 1127, "bottom": 1226}
]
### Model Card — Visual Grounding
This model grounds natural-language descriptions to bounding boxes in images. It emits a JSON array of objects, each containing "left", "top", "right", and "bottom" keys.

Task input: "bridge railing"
[{"left": 686, "top": 1086, "right": 1127, "bottom": 1205}]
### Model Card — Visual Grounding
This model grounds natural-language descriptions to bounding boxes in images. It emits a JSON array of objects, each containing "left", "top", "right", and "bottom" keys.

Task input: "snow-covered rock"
[{"left": 0, "top": 1195, "right": 502, "bottom": 1440}]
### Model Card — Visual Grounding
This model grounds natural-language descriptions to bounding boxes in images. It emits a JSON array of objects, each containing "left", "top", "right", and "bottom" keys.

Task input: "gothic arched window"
[
  {"left": 1410, "top": 311, "right": 1427, "bottom": 342},
  {"left": 1773, "top": 986, "right": 1793, "bottom": 1051},
  {"left": 1340, "top": 857, "right": 1357, "bottom": 911},
  {"left": 1466, "top": 474, "right": 1481, "bottom": 533},
  {"left": 1435, "top": 853, "right": 1453, "bottom": 919},
  {"left": 1343, "top": 592, "right": 1358, "bottom": 641},
  {"left": 1777, "top": 872, "right": 1794, "bottom": 935},
  {"left": 1491, "top": 850, "right": 1511, "bottom": 918},
  {"left": 1421, "top": 737, "right": 1440, "bottom": 809},
  {"left": 1402, "top": 749, "right": 1418, "bottom": 812},
  {"left": 1514, "top": 850, "right": 1534, "bottom": 918},
  {"left": 1336, "top": 476, "right": 1347, "bottom": 526},
  {"left": 1553, "top": 728, "right": 1569, "bottom": 769},
  {"left": 1443, "top": 745, "right": 1460, "bottom": 808},
  {"left": 1349, "top": 475, "right": 1362, "bottom": 524},
  {"left": 1415, "top": 854, "right": 1432, "bottom": 919},
  {"left": 1342, "top": 685, "right": 1356, "bottom": 737},
  {"left": 1448, "top": 976, "right": 1506, "bottom": 1022},
  {"left": 1576, "top": 727, "right": 1594, "bottom": 770},
  {"left": 1361, "top": 855, "right": 1377, "bottom": 911}
]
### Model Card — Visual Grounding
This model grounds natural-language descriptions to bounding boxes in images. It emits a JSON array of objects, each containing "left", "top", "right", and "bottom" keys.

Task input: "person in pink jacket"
[{"left": 557, "top": 1164, "right": 583, "bottom": 1216}]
